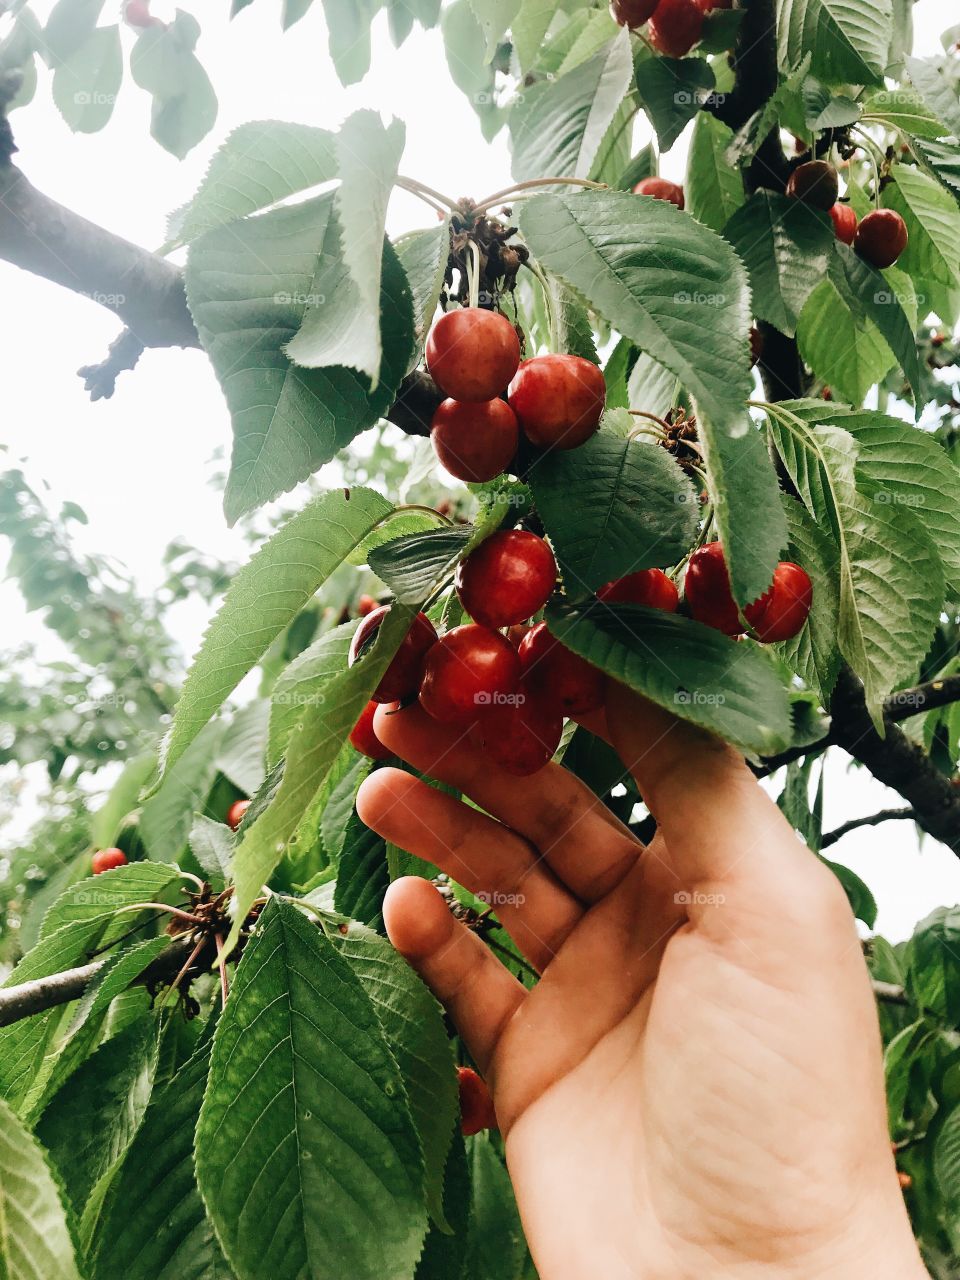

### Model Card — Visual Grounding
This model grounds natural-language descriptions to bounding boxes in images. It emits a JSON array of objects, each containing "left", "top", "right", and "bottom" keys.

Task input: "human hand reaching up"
[{"left": 357, "top": 687, "right": 927, "bottom": 1280}]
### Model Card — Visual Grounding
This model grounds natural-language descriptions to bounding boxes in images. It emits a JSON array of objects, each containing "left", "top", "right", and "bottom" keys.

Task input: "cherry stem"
[
  {"left": 393, "top": 503, "right": 455, "bottom": 527},
  {"left": 627, "top": 424, "right": 667, "bottom": 443},
  {"left": 215, "top": 933, "right": 229, "bottom": 1004},
  {"left": 466, "top": 239, "right": 481, "bottom": 310},
  {"left": 178, "top": 871, "right": 206, "bottom": 892},
  {"left": 113, "top": 902, "right": 206, "bottom": 927},
  {"left": 523, "top": 258, "right": 560, "bottom": 353},
  {"left": 160, "top": 935, "right": 206, "bottom": 1007},
  {"left": 851, "top": 127, "right": 884, "bottom": 205},
  {"left": 472, "top": 176, "right": 608, "bottom": 214},
  {"left": 395, "top": 175, "right": 457, "bottom": 212}
]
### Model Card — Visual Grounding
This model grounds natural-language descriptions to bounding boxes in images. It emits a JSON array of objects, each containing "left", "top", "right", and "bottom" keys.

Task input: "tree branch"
[
  {"left": 821, "top": 807, "right": 917, "bottom": 849},
  {"left": 885, "top": 674, "right": 960, "bottom": 723},
  {"left": 872, "top": 979, "right": 909, "bottom": 1006},
  {"left": 0, "top": 933, "right": 197, "bottom": 1028}
]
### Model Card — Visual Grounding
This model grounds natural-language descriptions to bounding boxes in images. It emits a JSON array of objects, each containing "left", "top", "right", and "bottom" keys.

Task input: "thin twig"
[
  {"left": 821, "top": 807, "right": 917, "bottom": 848},
  {"left": 215, "top": 933, "right": 229, "bottom": 1004}
]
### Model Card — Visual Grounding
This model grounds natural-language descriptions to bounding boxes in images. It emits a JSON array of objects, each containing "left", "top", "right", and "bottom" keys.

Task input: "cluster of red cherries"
[
  {"left": 787, "top": 159, "right": 908, "bottom": 270},
  {"left": 612, "top": 0, "right": 730, "bottom": 59},
  {"left": 426, "top": 306, "right": 606, "bottom": 482},
  {"left": 348, "top": 535, "right": 812, "bottom": 778}
]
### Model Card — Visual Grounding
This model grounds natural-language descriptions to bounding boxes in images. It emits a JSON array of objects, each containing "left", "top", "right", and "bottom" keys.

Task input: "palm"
[{"left": 358, "top": 692, "right": 921, "bottom": 1280}]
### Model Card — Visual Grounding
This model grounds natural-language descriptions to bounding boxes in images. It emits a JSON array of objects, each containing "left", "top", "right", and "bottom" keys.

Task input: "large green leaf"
[
  {"left": 685, "top": 113, "right": 744, "bottom": 234},
  {"left": 416, "top": 1135, "right": 471, "bottom": 1279},
  {"left": 196, "top": 900, "right": 427, "bottom": 1280},
  {"left": 776, "top": 496, "right": 841, "bottom": 703},
  {"left": 441, "top": 0, "right": 501, "bottom": 140},
  {"left": 227, "top": 604, "right": 421, "bottom": 947},
  {"left": 528, "top": 433, "right": 698, "bottom": 592},
  {"left": 468, "top": 0, "right": 521, "bottom": 58},
  {"left": 51, "top": 24, "right": 121, "bottom": 133},
  {"left": 39, "top": 861, "right": 182, "bottom": 942},
  {"left": 87, "top": 1046, "right": 233, "bottom": 1280},
  {"left": 0, "top": 1096, "right": 83, "bottom": 1279},
  {"left": 37, "top": 1017, "right": 158, "bottom": 1218},
  {"left": 465, "top": 1139, "right": 528, "bottom": 1280},
  {"left": 701, "top": 415, "right": 790, "bottom": 607},
  {"left": 42, "top": 0, "right": 105, "bottom": 66},
  {"left": 861, "top": 87, "right": 948, "bottom": 139},
  {"left": 395, "top": 221, "right": 450, "bottom": 362},
  {"left": 777, "top": 0, "right": 892, "bottom": 87},
  {"left": 284, "top": 111, "right": 405, "bottom": 388},
  {"left": 185, "top": 194, "right": 413, "bottom": 523},
  {"left": 512, "top": 0, "right": 555, "bottom": 72},
  {"left": 635, "top": 55, "right": 715, "bottom": 153},
  {"left": 333, "top": 812, "right": 390, "bottom": 928},
  {"left": 216, "top": 700, "right": 270, "bottom": 797},
  {"left": 765, "top": 404, "right": 943, "bottom": 724},
  {"left": 913, "top": 138, "right": 960, "bottom": 199},
  {"left": 827, "top": 244, "right": 922, "bottom": 404},
  {"left": 723, "top": 192, "right": 834, "bottom": 337},
  {"left": 545, "top": 601, "right": 793, "bottom": 755},
  {"left": 509, "top": 31, "right": 634, "bottom": 182},
  {"left": 269, "top": 623, "right": 355, "bottom": 767},
  {"left": 168, "top": 120, "right": 338, "bottom": 246},
  {"left": 906, "top": 54, "right": 960, "bottom": 138},
  {"left": 130, "top": 11, "right": 217, "bottom": 159},
  {"left": 335, "top": 922, "right": 459, "bottom": 1231},
  {"left": 905, "top": 907, "right": 960, "bottom": 1023},
  {"left": 368, "top": 527, "right": 474, "bottom": 604},
  {"left": 320, "top": 0, "right": 378, "bottom": 85},
  {"left": 141, "top": 719, "right": 226, "bottom": 862},
  {"left": 160, "top": 487, "right": 391, "bottom": 780},
  {"left": 882, "top": 163, "right": 960, "bottom": 291},
  {"left": 796, "top": 278, "right": 900, "bottom": 405},
  {"left": 518, "top": 190, "right": 752, "bottom": 441}
]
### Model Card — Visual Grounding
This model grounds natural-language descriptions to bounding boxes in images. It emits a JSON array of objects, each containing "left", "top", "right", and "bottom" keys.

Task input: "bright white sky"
[{"left": 0, "top": 0, "right": 957, "bottom": 939}]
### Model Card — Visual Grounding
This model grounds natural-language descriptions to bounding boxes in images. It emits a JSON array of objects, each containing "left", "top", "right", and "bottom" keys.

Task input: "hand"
[{"left": 356, "top": 687, "right": 927, "bottom": 1280}]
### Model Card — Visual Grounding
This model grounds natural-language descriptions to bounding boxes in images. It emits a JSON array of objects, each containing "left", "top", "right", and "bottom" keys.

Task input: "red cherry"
[
  {"left": 508, "top": 355, "right": 605, "bottom": 450},
  {"left": 695, "top": 0, "right": 732, "bottom": 9},
  {"left": 475, "top": 680, "right": 564, "bottom": 777},
  {"left": 610, "top": 0, "right": 658, "bottom": 25},
  {"left": 785, "top": 161, "right": 839, "bottom": 212},
  {"left": 92, "top": 848, "right": 128, "bottom": 874},
  {"left": 597, "top": 569, "right": 679, "bottom": 612},
  {"left": 518, "top": 622, "right": 606, "bottom": 716},
  {"left": 457, "top": 1066, "right": 497, "bottom": 1135},
  {"left": 430, "top": 397, "right": 519, "bottom": 483},
  {"left": 425, "top": 309, "right": 520, "bottom": 402},
  {"left": 123, "top": 0, "right": 161, "bottom": 27},
  {"left": 356, "top": 594, "right": 378, "bottom": 616},
  {"left": 455, "top": 530, "right": 557, "bottom": 629},
  {"left": 647, "top": 0, "right": 704, "bottom": 56},
  {"left": 420, "top": 625, "right": 521, "bottom": 724},
  {"left": 632, "top": 177, "right": 685, "bottom": 209},
  {"left": 743, "top": 562, "right": 813, "bottom": 642},
  {"left": 684, "top": 543, "right": 743, "bottom": 635},
  {"left": 749, "top": 326, "right": 764, "bottom": 367},
  {"left": 829, "top": 203, "right": 858, "bottom": 245},
  {"left": 226, "top": 799, "right": 250, "bottom": 831},
  {"left": 349, "top": 700, "right": 393, "bottom": 760},
  {"left": 854, "top": 209, "right": 908, "bottom": 270},
  {"left": 349, "top": 606, "right": 438, "bottom": 704}
]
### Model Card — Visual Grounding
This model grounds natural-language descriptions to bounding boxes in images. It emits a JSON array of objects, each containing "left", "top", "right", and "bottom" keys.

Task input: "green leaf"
[
  {"left": 287, "top": 111, "right": 404, "bottom": 387},
  {"left": 882, "top": 162, "right": 960, "bottom": 291},
  {"left": 615, "top": 143, "right": 656, "bottom": 191},
  {"left": 40, "top": 861, "right": 183, "bottom": 943},
  {"left": 723, "top": 192, "right": 834, "bottom": 337},
  {"left": 700, "top": 415, "right": 790, "bottom": 607},
  {"left": 141, "top": 719, "right": 226, "bottom": 862},
  {"left": 465, "top": 1138, "right": 527, "bottom": 1280},
  {"left": 335, "top": 922, "right": 459, "bottom": 1230},
  {"left": 823, "top": 406, "right": 960, "bottom": 595},
  {"left": 320, "top": 0, "right": 377, "bottom": 85},
  {"left": 765, "top": 405, "right": 944, "bottom": 723},
  {"left": 161, "top": 488, "right": 391, "bottom": 780},
  {"left": 512, "top": 0, "right": 555, "bottom": 72},
  {"left": 37, "top": 1017, "right": 157, "bottom": 1217},
  {"left": 635, "top": 55, "right": 715, "bottom": 153},
  {"left": 395, "top": 221, "right": 450, "bottom": 360},
  {"left": 216, "top": 700, "right": 269, "bottom": 797},
  {"left": 797, "top": 278, "right": 899, "bottom": 405},
  {"left": 544, "top": 601, "right": 792, "bottom": 755},
  {"left": 87, "top": 1046, "right": 232, "bottom": 1280},
  {"left": 468, "top": 0, "right": 520, "bottom": 59},
  {"left": 0, "top": 1095, "right": 83, "bottom": 1279},
  {"left": 627, "top": 351, "right": 678, "bottom": 418},
  {"left": 777, "top": 0, "right": 892, "bottom": 87},
  {"left": 319, "top": 754, "right": 372, "bottom": 861},
  {"left": 509, "top": 31, "right": 634, "bottom": 182},
  {"left": 685, "top": 113, "right": 744, "bottom": 234},
  {"left": 913, "top": 138, "right": 960, "bottom": 199},
  {"left": 168, "top": 120, "right": 338, "bottom": 246},
  {"left": 368, "top": 527, "right": 474, "bottom": 604},
  {"left": 416, "top": 1134, "right": 471, "bottom": 1279},
  {"left": 776, "top": 495, "right": 841, "bottom": 703},
  {"left": 518, "top": 190, "right": 752, "bottom": 441},
  {"left": 441, "top": 0, "right": 500, "bottom": 139},
  {"left": 90, "top": 752, "right": 157, "bottom": 848},
  {"left": 196, "top": 899, "right": 428, "bottom": 1280},
  {"left": 827, "top": 244, "right": 923, "bottom": 405},
  {"left": 861, "top": 87, "right": 948, "bottom": 138},
  {"left": 800, "top": 77, "right": 861, "bottom": 130},
  {"left": 906, "top": 907, "right": 960, "bottom": 1022},
  {"left": 334, "top": 812, "right": 390, "bottom": 928},
  {"left": 528, "top": 434, "right": 698, "bottom": 592},
  {"left": 726, "top": 55, "right": 812, "bottom": 168},
  {"left": 130, "top": 11, "right": 217, "bottom": 159},
  {"left": 189, "top": 815, "right": 236, "bottom": 883},
  {"left": 185, "top": 194, "right": 414, "bottom": 522},
  {"left": 227, "top": 605, "right": 423, "bottom": 947},
  {"left": 269, "top": 623, "right": 355, "bottom": 767},
  {"left": 51, "top": 24, "right": 121, "bottom": 133},
  {"left": 906, "top": 54, "right": 960, "bottom": 138},
  {"left": 821, "top": 856, "right": 877, "bottom": 926},
  {"left": 935, "top": 1103, "right": 960, "bottom": 1212}
]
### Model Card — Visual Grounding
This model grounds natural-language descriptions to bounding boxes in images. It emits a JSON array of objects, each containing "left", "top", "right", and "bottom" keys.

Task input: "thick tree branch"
[
  {"left": 0, "top": 933, "right": 197, "bottom": 1028},
  {"left": 886, "top": 674, "right": 960, "bottom": 723},
  {"left": 821, "top": 807, "right": 917, "bottom": 849}
]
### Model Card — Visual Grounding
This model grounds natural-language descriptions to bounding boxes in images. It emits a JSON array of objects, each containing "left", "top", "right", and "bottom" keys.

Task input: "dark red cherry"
[
  {"left": 455, "top": 530, "right": 557, "bottom": 629},
  {"left": 518, "top": 622, "right": 606, "bottom": 716},
  {"left": 425, "top": 309, "right": 520, "bottom": 402},
  {"left": 419, "top": 625, "right": 521, "bottom": 724},
  {"left": 349, "top": 606, "right": 438, "bottom": 704},
  {"left": 430, "top": 397, "right": 519, "bottom": 483}
]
